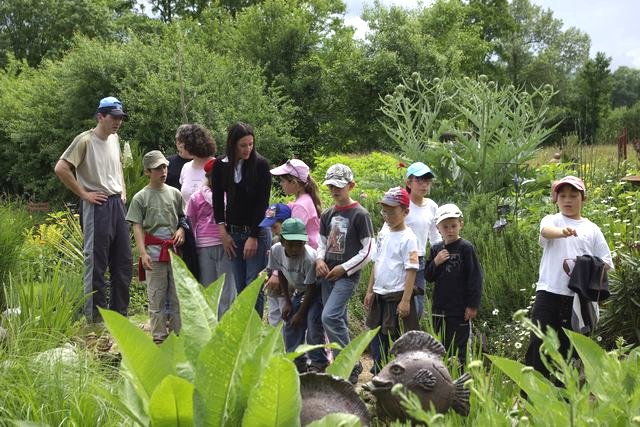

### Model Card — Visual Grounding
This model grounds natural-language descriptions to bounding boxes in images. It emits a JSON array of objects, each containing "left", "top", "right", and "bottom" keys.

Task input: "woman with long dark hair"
[{"left": 212, "top": 122, "right": 271, "bottom": 315}]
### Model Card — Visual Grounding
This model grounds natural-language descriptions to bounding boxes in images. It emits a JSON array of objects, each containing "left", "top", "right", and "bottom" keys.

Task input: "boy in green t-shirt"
[{"left": 126, "top": 150, "right": 185, "bottom": 344}]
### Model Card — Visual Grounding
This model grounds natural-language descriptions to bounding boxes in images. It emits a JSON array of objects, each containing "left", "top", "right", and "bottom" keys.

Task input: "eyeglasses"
[{"left": 286, "top": 160, "right": 302, "bottom": 181}]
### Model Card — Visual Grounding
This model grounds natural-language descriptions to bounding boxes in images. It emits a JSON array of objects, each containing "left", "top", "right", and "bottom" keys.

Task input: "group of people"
[{"left": 55, "top": 96, "right": 613, "bottom": 386}]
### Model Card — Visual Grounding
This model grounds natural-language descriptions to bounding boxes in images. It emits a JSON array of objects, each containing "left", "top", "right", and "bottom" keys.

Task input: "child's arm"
[
  {"left": 424, "top": 245, "right": 444, "bottom": 282},
  {"left": 132, "top": 223, "right": 152, "bottom": 271},
  {"left": 364, "top": 265, "right": 376, "bottom": 310},
  {"left": 541, "top": 226, "right": 577, "bottom": 239},
  {"left": 397, "top": 268, "right": 417, "bottom": 318},
  {"left": 280, "top": 275, "right": 292, "bottom": 320},
  {"left": 464, "top": 243, "right": 483, "bottom": 321},
  {"left": 316, "top": 233, "right": 330, "bottom": 278},
  {"left": 290, "top": 283, "right": 317, "bottom": 327}
]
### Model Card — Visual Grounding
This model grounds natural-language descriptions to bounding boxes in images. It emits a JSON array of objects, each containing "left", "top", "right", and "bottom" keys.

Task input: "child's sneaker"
[{"left": 348, "top": 362, "right": 363, "bottom": 385}]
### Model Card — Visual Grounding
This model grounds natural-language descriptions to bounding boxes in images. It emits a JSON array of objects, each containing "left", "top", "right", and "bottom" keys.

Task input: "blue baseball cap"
[
  {"left": 406, "top": 162, "right": 434, "bottom": 179},
  {"left": 259, "top": 203, "right": 292, "bottom": 227},
  {"left": 96, "top": 96, "right": 127, "bottom": 117}
]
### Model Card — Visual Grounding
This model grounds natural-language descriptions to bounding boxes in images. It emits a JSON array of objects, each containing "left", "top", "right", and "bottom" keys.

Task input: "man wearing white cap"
[{"left": 55, "top": 96, "right": 132, "bottom": 323}]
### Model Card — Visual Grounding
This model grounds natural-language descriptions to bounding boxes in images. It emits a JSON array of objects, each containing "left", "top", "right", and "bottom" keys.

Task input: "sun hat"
[
  {"left": 406, "top": 162, "right": 435, "bottom": 179},
  {"left": 281, "top": 218, "right": 308, "bottom": 242},
  {"left": 259, "top": 203, "right": 292, "bottom": 227},
  {"left": 551, "top": 175, "right": 586, "bottom": 202},
  {"left": 323, "top": 164, "right": 354, "bottom": 188},
  {"left": 270, "top": 159, "right": 310, "bottom": 183},
  {"left": 379, "top": 186, "right": 410, "bottom": 208},
  {"left": 96, "top": 96, "right": 127, "bottom": 117},
  {"left": 435, "top": 203, "right": 463, "bottom": 225},
  {"left": 143, "top": 150, "right": 169, "bottom": 169}
]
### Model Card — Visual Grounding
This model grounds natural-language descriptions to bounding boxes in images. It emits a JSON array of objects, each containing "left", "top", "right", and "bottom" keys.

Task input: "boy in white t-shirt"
[
  {"left": 364, "top": 187, "right": 420, "bottom": 374},
  {"left": 524, "top": 175, "right": 613, "bottom": 380}
]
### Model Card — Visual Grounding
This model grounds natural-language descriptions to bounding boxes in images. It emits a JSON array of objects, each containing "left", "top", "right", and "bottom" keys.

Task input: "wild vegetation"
[{"left": 1, "top": 0, "right": 640, "bottom": 425}]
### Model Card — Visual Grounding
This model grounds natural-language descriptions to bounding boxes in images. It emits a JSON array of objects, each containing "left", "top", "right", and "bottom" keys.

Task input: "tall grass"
[{"left": 0, "top": 200, "right": 32, "bottom": 310}]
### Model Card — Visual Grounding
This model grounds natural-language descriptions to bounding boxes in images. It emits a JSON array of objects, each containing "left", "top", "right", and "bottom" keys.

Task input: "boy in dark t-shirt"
[
  {"left": 425, "top": 203, "right": 482, "bottom": 368},
  {"left": 316, "top": 163, "right": 374, "bottom": 384}
]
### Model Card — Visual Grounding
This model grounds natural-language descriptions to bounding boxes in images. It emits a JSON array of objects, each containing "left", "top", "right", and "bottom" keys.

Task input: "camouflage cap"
[{"left": 323, "top": 163, "right": 354, "bottom": 188}]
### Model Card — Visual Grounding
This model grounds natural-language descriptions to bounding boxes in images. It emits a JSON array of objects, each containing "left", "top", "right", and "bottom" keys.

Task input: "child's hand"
[
  {"left": 140, "top": 253, "right": 153, "bottom": 271},
  {"left": 434, "top": 249, "right": 450, "bottom": 266},
  {"left": 316, "top": 259, "right": 330, "bottom": 278},
  {"left": 326, "top": 265, "right": 346, "bottom": 281},
  {"left": 397, "top": 299, "right": 410, "bottom": 318},
  {"left": 561, "top": 227, "right": 577, "bottom": 237},
  {"left": 265, "top": 274, "right": 279, "bottom": 291},
  {"left": 281, "top": 301, "right": 292, "bottom": 321},
  {"left": 221, "top": 232, "right": 237, "bottom": 258},
  {"left": 364, "top": 291, "right": 374, "bottom": 310},
  {"left": 172, "top": 228, "right": 185, "bottom": 246},
  {"left": 464, "top": 307, "right": 477, "bottom": 321},
  {"left": 290, "top": 311, "right": 304, "bottom": 328}
]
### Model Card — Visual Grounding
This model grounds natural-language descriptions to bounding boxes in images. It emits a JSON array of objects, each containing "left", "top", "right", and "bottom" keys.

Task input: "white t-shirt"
[
  {"left": 405, "top": 198, "right": 441, "bottom": 256},
  {"left": 372, "top": 227, "right": 419, "bottom": 294},
  {"left": 381, "top": 199, "right": 441, "bottom": 256},
  {"left": 179, "top": 161, "right": 206, "bottom": 206},
  {"left": 267, "top": 243, "right": 317, "bottom": 292},
  {"left": 536, "top": 213, "right": 613, "bottom": 296}
]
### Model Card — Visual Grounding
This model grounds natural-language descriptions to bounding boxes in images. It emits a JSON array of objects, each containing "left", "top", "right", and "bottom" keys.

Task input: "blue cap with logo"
[
  {"left": 259, "top": 203, "right": 292, "bottom": 227},
  {"left": 406, "top": 162, "right": 434, "bottom": 179},
  {"left": 96, "top": 96, "right": 127, "bottom": 117}
]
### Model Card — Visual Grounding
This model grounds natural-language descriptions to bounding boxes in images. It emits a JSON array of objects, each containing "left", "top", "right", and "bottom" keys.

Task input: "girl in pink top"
[
  {"left": 186, "top": 158, "right": 236, "bottom": 318},
  {"left": 270, "top": 159, "right": 322, "bottom": 248}
]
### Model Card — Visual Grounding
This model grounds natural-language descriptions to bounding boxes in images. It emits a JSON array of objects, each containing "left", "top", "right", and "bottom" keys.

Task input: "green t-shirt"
[{"left": 126, "top": 184, "right": 184, "bottom": 260}]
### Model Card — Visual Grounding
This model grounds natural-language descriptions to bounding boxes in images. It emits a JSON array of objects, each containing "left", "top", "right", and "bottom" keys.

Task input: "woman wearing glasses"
[{"left": 211, "top": 122, "right": 272, "bottom": 315}]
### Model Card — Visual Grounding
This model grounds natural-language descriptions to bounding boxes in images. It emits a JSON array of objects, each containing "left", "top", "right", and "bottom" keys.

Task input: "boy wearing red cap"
[
  {"left": 185, "top": 158, "right": 236, "bottom": 319},
  {"left": 364, "top": 186, "right": 420, "bottom": 373},
  {"left": 524, "top": 176, "right": 613, "bottom": 379}
]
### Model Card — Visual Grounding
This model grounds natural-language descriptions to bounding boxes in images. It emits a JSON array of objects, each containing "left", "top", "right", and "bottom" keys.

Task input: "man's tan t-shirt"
[{"left": 60, "top": 130, "right": 124, "bottom": 195}]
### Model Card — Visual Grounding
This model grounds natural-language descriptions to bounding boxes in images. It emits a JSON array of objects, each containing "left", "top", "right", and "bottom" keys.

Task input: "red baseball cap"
[{"left": 379, "top": 186, "right": 410, "bottom": 208}]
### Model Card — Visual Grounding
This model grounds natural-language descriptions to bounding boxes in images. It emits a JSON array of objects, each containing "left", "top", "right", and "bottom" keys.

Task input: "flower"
[
  {"left": 492, "top": 308, "right": 499, "bottom": 316},
  {"left": 515, "top": 342, "right": 522, "bottom": 349},
  {"left": 397, "top": 161, "right": 406, "bottom": 168}
]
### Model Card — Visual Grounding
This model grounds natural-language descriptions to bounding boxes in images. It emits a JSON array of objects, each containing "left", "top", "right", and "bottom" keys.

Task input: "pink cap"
[
  {"left": 551, "top": 175, "right": 586, "bottom": 202},
  {"left": 270, "top": 159, "right": 310, "bottom": 183}
]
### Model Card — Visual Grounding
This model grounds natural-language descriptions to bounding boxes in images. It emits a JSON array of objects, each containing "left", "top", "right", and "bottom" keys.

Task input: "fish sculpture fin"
[
  {"left": 451, "top": 373, "right": 471, "bottom": 416},
  {"left": 413, "top": 368, "right": 437, "bottom": 391},
  {"left": 391, "top": 331, "right": 446, "bottom": 358}
]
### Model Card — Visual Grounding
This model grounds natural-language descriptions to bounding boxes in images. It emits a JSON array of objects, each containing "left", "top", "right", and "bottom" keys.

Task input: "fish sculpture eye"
[{"left": 390, "top": 364, "right": 405, "bottom": 376}]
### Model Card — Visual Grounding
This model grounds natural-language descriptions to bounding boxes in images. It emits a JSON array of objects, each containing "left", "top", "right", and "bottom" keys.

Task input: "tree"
[
  {"left": 611, "top": 66, "right": 640, "bottom": 108},
  {"left": 0, "top": 0, "right": 138, "bottom": 68},
  {"left": 572, "top": 52, "right": 613, "bottom": 144}
]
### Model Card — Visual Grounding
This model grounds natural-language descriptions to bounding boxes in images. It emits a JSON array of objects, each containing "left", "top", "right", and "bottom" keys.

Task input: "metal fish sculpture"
[
  {"left": 300, "top": 373, "right": 371, "bottom": 426},
  {"left": 364, "top": 331, "right": 471, "bottom": 421}
]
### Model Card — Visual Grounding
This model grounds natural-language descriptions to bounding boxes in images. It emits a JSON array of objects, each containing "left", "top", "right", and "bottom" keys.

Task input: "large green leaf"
[
  {"left": 565, "top": 330, "right": 614, "bottom": 398},
  {"left": 488, "top": 355, "right": 568, "bottom": 424},
  {"left": 193, "top": 273, "right": 266, "bottom": 426},
  {"left": 149, "top": 375, "right": 195, "bottom": 427},
  {"left": 100, "top": 308, "right": 175, "bottom": 402},
  {"left": 202, "top": 273, "right": 227, "bottom": 317},
  {"left": 171, "top": 254, "right": 216, "bottom": 364},
  {"left": 326, "top": 327, "right": 379, "bottom": 380},
  {"left": 239, "top": 322, "right": 285, "bottom": 397},
  {"left": 241, "top": 356, "right": 301, "bottom": 427},
  {"left": 159, "top": 333, "right": 194, "bottom": 383},
  {"left": 305, "top": 414, "right": 361, "bottom": 427}
]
